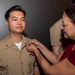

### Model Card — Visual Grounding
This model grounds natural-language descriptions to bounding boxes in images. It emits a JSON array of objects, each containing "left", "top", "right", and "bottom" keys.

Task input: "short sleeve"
[{"left": 50, "top": 19, "right": 62, "bottom": 47}]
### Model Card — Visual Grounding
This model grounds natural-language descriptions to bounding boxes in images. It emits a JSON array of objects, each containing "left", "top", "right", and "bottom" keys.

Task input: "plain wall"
[{"left": 0, "top": 0, "right": 70, "bottom": 49}]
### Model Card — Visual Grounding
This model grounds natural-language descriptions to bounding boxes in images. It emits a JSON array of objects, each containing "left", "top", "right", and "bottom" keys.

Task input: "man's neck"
[{"left": 9, "top": 33, "right": 23, "bottom": 43}]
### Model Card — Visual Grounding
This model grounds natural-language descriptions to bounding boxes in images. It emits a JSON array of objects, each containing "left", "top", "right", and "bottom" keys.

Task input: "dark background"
[{"left": 0, "top": 0, "right": 70, "bottom": 49}]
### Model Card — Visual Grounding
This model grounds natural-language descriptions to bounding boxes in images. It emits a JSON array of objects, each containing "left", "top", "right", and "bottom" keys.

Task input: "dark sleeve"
[{"left": 68, "top": 51, "right": 75, "bottom": 66}]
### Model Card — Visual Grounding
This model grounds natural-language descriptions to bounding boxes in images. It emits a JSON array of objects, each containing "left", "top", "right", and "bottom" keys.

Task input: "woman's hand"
[
  {"left": 27, "top": 39, "right": 46, "bottom": 50},
  {"left": 26, "top": 42, "right": 38, "bottom": 53}
]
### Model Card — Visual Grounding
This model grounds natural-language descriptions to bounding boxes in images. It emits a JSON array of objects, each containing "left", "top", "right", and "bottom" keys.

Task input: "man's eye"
[{"left": 22, "top": 19, "right": 25, "bottom": 21}]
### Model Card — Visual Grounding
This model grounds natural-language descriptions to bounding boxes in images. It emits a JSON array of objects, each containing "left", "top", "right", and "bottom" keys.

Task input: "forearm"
[
  {"left": 34, "top": 50, "right": 52, "bottom": 75},
  {"left": 38, "top": 45, "right": 59, "bottom": 64},
  {"left": 52, "top": 46, "right": 60, "bottom": 55},
  {"left": 34, "top": 51, "right": 75, "bottom": 75},
  {"left": 27, "top": 39, "right": 59, "bottom": 64}
]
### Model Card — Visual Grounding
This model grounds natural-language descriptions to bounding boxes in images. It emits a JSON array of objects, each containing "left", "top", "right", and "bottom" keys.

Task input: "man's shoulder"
[
  {"left": 52, "top": 19, "right": 62, "bottom": 27},
  {"left": 0, "top": 36, "right": 9, "bottom": 45}
]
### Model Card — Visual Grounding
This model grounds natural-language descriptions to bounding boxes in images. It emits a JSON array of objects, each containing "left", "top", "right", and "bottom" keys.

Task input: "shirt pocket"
[{"left": 5, "top": 49, "right": 20, "bottom": 68}]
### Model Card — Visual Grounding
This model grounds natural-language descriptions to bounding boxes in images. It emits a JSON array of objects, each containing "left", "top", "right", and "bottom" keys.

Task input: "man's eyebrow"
[
  {"left": 11, "top": 16, "right": 17, "bottom": 18},
  {"left": 11, "top": 16, "right": 25, "bottom": 18}
]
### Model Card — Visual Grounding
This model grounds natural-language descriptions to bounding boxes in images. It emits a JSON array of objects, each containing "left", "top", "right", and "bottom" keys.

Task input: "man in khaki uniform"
[{"left": 0, "top": 5, "right": 40, "bottom": 75}]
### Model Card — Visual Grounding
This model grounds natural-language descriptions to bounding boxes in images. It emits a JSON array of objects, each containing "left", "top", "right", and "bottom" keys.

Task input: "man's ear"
[{"left": 6, "top": 20, "right": 8, "bottom": 26}]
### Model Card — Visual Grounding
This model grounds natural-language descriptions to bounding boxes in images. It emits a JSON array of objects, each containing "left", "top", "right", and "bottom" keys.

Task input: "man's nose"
[{"left": 18, "top": 20, "right": 22, "bottom": 25}]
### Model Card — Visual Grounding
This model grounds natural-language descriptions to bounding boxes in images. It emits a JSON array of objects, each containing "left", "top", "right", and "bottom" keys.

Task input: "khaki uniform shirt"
[
  {"left": 50, "top": 19, "right": 63, "bottom": 53},
  {"left": 0, "top": 35, "right": 36, "bottom": 75},
  {"left": 50, "top": 19, "right": 62, "bottom": 47}
]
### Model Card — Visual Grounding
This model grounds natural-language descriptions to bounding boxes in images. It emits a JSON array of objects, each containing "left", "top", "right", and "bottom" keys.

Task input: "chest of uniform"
[{"left": 5, "top": 47, "right": 35, "bottom": 66}]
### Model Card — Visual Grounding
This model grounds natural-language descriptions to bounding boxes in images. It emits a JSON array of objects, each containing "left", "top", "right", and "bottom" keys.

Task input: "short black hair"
[{"left": 5, "top": 5, "right": 26, "bottom": 20}]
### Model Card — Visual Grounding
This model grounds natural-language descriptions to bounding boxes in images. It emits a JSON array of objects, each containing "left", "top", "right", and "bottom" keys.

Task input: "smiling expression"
[{"left": 6, "top": 11, "right": 26, "bottom": 34}]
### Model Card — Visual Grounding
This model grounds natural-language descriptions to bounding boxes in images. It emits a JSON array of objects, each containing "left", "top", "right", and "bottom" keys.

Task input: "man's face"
[{"left": 6, "top": 11, "right": 25, "bottom": 34}]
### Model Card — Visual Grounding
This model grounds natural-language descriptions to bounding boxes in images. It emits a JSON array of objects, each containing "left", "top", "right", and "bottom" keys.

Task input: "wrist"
[{"left": 34, "top": 49, "right": 40, "bottom": 55}]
